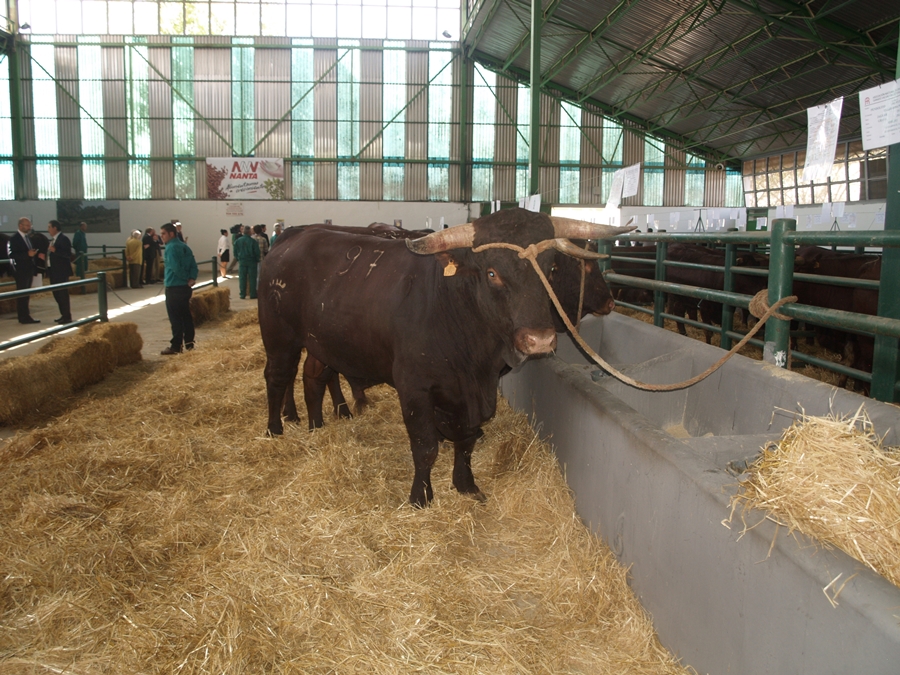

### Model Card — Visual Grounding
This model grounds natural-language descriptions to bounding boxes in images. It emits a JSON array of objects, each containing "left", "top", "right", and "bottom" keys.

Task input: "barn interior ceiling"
[{"left": 462, "top": 0, "right": 899, "bottom": 164}]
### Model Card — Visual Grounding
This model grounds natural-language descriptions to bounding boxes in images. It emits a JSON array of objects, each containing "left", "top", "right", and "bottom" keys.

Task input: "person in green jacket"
[
  {"left": 159, "top": 222, "right": 199, "bottom": 355},
  {"left": 233, "top": 225, "right": 261, "bottom": 300},
  {"left": 72, "top": 221, "right": 88, "bottom": 277}
]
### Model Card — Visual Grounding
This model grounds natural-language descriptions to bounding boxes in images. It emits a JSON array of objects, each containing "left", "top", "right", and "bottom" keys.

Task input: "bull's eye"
[{"left": 486, "top": 267, "right": 504, "bottom": 287}]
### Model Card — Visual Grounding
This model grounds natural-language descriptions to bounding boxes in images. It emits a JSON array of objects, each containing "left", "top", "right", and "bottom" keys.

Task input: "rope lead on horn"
[{"left": 473, "top": 239, "right": 799, "bottom": 393}]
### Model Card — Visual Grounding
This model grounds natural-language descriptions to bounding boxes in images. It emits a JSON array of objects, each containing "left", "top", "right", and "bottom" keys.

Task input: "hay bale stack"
[
  {"left": 0, "top": 321, "right": 143, "bottom": 426},
  {"left": 0, "top": 310, "right": 689, "bottom": 673},
  {"left": 88, "top": 257, "right": 124, "bottom": 271},
  {"left": 733, "top": 410, "right": 900, "bottom": 591},
  {"left": 190, "top": 286, "right": 230, "bottom": 325}
]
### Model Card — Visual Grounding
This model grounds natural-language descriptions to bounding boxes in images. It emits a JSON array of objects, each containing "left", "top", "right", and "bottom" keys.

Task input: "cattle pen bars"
[{"left": 598, "top": 220, "right": 900, "bottom": 403}]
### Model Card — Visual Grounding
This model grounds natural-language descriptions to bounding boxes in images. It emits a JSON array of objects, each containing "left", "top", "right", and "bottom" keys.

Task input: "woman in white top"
[{"left": 217, "top": 229, "right": 231, "bottom": 278}]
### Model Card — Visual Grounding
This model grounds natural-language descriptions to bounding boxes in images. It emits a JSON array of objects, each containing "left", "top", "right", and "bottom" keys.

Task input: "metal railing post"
[
  {"left": 721, "top": 242, "right": 736, "bottom": 351},
  {"left": 597, "top": 240, "right": 612, "bottom": 273},
  {"left": 763, "top": 218, "right": 795, "bottom": 367},
  {"left": 653, "top": 241, "right": 667, "bottom": 328},
  {"left": 212, "top": 257, "right": 218, "bottom": 287},
  {"left": 121, "top": 250, "right": 128, "bottom": 287},
  {"left": 97, "top": 271, "right": 108, "bottom": 322}
]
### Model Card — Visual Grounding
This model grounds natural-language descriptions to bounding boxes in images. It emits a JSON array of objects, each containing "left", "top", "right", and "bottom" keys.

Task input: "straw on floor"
[
  {"left": 0, "top": 310, "right": 691, "bottom": 674},
  {"left": 732, "top": 408, "right": 900, "bottom": 591}
]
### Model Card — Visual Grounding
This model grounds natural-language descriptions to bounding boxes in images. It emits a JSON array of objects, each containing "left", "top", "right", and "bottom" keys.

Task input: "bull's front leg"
[{"left": 399, "top": 391, "right": 440, "bottom": 507}]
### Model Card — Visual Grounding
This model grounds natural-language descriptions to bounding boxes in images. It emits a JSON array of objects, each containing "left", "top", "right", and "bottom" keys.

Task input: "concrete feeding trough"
[{"left": 501, "top": 312, "right": 900, "bottom": 675}]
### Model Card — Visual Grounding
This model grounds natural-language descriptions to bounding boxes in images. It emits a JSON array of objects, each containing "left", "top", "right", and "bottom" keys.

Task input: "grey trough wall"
[{"left": 500, "top": 313, "right": 900, "bottom": 675}]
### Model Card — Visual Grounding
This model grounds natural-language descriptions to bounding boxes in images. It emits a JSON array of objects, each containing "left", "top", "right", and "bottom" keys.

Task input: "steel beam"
[
  {"left": 870, "top": 32, "right": 900, "bottom": 402},
  {"left": 528, "top": 0, "right": 540, "bottom": 196},
  {"left": 540, "top": 0, "right": 638, "bottom": 85},
  {"left": 501, "top": 0, "right": 563, "bottom": 72}
]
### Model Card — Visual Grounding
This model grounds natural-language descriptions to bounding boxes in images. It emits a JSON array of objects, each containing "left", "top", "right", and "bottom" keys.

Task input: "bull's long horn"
[
  {"left": 550, "top": 216, "right": 636, "bottom": 240},
  {"left": 552, "top": 238, "right": 609, "bottom": 260},
  {"left": 406, "top": 223, "right": 475, "bottom": 254}
]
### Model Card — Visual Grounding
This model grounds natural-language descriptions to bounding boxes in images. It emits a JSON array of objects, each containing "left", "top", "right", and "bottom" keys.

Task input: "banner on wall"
[{"left": 206, "top": 158, "right": 286, "bottom": 200}]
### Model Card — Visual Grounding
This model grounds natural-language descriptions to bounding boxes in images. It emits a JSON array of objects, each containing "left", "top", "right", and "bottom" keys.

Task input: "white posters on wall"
[
  {"left": 801, "top": 97, "right": 843, "bottom": 184},
  {"left": 206, "top": 158, "right": 286, "bottom": 200},
  {"left": 622, "top": 163, "right": 641, "bottom": 198},
  {"left": 859, "top": 78, "right": 900, "bottom": 150}
]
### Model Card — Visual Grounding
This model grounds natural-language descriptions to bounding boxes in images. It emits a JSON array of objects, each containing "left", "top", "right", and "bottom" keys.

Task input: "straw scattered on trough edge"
[
  {"left": 0, "top": 309, "right": 692, "bottom": 674},
  {"left": 732, "top": 407, "right": 900, "bottom": 592}
]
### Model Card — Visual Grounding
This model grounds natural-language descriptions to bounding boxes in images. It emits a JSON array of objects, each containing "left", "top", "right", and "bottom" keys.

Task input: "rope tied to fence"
[{"left": 473, "top": 240, "right": 798, "bottom": 393}]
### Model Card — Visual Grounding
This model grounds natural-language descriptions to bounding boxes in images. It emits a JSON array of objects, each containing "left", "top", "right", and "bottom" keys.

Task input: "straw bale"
[
  {"left": 0, "top": 322, "right": 143, "bottom": 426},
  {"left": 190, "top": 286, "right": 231, "bottom": 326},
  {"left": 0, "top": 352, "right": 71, "bottom": 423},
  {"left": 732, "top": 409, "right": 900, "bottom": 590},
  {"left": 88, "top": 257, "right": 124, "bottom": 271},
  {"left": 0, "top": 310, "right": 691, "bottom": 674}
]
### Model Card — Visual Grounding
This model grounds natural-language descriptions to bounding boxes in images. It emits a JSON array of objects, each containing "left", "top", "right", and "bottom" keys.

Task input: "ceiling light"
[{"left": 442, "top": 30, "right": 451, "bottom": 38}]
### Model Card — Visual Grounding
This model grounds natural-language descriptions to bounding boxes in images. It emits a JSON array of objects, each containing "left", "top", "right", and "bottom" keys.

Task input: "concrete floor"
[{"left": 0, "top": 272, "right": 258, "bottom": 362}]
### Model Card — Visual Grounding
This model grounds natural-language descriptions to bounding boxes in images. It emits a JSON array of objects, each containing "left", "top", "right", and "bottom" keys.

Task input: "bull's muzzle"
[{"left": 514, "top": 327, "right": 557, "bottom": 355}]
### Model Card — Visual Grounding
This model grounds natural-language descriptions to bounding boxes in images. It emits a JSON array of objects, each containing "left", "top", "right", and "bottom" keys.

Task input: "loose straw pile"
[
  {"left": 0, "top": 310, "right": 691, "bottom": 674},
  {"left": 732, "top": 408, "right": 900, "bottom": 590}
]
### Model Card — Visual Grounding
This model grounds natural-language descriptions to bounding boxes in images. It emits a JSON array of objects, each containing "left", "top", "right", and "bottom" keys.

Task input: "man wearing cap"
[
  {"left": 159, "top": 222, "right": 198, "bottom": 355},
  {"left": 6, "top": 217, "right": 41, "bottom": 324}
]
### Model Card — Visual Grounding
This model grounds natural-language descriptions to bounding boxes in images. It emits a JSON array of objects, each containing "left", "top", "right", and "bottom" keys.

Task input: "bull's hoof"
[
  {"left": 335, "top": 403, "right": 353, "bottom": 420},
  {"left": 266, "top": 426, "right": 284, "bottom": 437},
  {"left": 283, "top": 413, "right": 301, "bottom": 423},
  {"left": 409, "top": 485, "right": 434, "bottom": 508}
]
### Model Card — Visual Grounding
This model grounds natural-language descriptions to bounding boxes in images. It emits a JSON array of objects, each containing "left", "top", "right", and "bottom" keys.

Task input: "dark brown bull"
[
  {"left": 298, "top": 235, "right": 618, "bottom": 425},
  {"left": 258, "top": 208, "right": 629, "bottom": 506},
  {"left": 664, "top": 244, "right": 768, "bottom": 343}
]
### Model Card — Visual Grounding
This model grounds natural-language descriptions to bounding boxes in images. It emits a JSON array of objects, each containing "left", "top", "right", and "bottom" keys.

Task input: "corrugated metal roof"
[{"left": 464, "top": 0, "right": 899, "bottom": 162}]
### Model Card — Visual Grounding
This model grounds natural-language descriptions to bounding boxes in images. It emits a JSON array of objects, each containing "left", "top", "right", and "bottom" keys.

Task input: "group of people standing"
[
  {"left": 218, "top": 222, "right": 282, "bottom": 300},
  {"left": 6, "top": 217, "right": 86, "bottom": 325}
]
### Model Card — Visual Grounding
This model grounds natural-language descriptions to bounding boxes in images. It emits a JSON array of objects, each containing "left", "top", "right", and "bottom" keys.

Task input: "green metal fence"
[
  {"left": 599, "top": 221, "right": 900, "bottom": 402},
  {"left": 0, "top": 271, "right": 109, "bottom": 351}
]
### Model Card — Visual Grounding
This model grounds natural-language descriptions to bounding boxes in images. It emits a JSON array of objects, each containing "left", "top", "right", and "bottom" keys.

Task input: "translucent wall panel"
[
  {"left": 31, "top": 44, "right": 61, "bottom": 198},
  {"left": 0, "top": 57, "right": 13, "bottom": 200},
  {"left": 427, "top": 46, "right": 452, "bottom": 201},
  {"left": 125, "top": 44, "right": 151, "bottom": 198},
  {"left": 80, "top": 43, "right": 106, "bottom": 198},
  {"left": 600, "top": 117, "right": 622, "bottom": 203},
  {"left": 337, "top": 41, "right": 360, "bottom": 200},
  {"left": 292, "top": 39, "right": 315, "bottom": 200},
  {"left": 558, "top": 101, "right": 580, "bottom": 204},
  {"left": 18, "top": 0, "right": 460, "bottom": 41},
  {"left": 172, "top": 41, "right": 195, "bottom": 199},
  {"left": 685, "top": 151, "right": 705, "bottom": 207},
  {"left": 232, "top": 38, "right": 254, "bottom": 156},
  {"left": 383, "top": 42, "right": 405, "bottom": 200},
  {"left": 643, "top": 137, "right": 664, "bottom": 207},
  {"left": 470, "top": 63, "right": 494, "bottom": 202}
]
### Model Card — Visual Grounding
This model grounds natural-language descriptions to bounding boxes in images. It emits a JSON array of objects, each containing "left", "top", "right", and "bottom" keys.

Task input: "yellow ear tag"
[{"left": 443, "top": 259, "right": 458, "bottom": 277}]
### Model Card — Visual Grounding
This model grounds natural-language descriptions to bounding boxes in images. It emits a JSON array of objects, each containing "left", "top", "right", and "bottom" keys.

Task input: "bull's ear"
[{"left": 435, "top": 252, "right": 459, "bottom": 277}]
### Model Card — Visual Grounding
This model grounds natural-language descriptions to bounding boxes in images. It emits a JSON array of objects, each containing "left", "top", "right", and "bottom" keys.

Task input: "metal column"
[
  {"left": 764, "top": 218, "right": 796, "bottom": 367},
  {"left": 528, "top": 0, "right": 541, "bottom": 197},
  {"left": 870, "top": 34, "right": 900, "bottom": 402}
]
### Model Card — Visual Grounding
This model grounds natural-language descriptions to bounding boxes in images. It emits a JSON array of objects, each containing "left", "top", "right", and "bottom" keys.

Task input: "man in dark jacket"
[
  {"left": 159, "top": 223, "right": 199, "bottom": 355},
  {"left": 142, "top": 227, "right": 160, "bottom": 284},
  {"left": 6, "top": 217, "right": 41, "bottom": 324},
  {"left": 233, "top": 226, "right": 261, "bottom": 300},
  {"left": 47, "top": 219, "right": 73, "bottom": 324}
]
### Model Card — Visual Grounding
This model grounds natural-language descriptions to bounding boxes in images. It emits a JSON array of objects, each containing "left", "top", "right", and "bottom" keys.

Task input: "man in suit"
[
  {"left": 47, "top": 220, "right": 73, "bottom": 324},
  {"left": 6, "top": 216, "right": 40, "bottom": 324}
]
